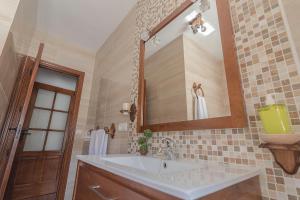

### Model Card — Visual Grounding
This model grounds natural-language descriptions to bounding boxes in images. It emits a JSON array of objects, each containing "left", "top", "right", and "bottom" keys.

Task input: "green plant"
[{"left": 137, "top": 129, "right": 152, "bottom": 155}]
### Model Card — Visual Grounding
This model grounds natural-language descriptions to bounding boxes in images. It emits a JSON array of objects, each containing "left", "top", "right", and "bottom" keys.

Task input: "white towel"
[
  {"left": 88, "top": 129, "right": 108, "bottom": 155},
  {"left": 194, "top": 96, "right": 208, "bottom": 120}
]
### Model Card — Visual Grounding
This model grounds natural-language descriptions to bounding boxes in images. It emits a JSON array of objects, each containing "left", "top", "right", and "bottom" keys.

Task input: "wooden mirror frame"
[{"left": 137, "top": 0, "right": 247, "bottom": 133}]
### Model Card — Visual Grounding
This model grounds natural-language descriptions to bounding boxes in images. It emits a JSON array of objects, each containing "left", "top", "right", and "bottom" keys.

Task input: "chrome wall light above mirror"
[{"left": 136, "top": 0, "right": 247, "bottom": 132}]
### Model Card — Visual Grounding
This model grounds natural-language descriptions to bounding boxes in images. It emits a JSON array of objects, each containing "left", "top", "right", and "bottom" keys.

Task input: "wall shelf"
[{"left": 259, "top": 142, "right": 300, "bottom": 174}]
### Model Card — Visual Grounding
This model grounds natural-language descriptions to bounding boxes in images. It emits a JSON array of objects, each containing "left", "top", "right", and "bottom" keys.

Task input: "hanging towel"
[
  {"left": 88, "top": 129, "right": 108, "bottom": 155},
  {"left": 194, "top": 96, "right": 208, "bottom": 120}
]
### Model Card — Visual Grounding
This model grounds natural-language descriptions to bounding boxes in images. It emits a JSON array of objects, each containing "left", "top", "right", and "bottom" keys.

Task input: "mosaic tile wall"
[{"left": 128, "top": 0, "right": 300, "bottom": 199}]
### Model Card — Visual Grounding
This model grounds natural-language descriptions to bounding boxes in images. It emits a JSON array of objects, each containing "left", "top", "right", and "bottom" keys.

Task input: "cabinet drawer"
[{"left": 73, "top": 163, "right": 150, "bottom": 200}]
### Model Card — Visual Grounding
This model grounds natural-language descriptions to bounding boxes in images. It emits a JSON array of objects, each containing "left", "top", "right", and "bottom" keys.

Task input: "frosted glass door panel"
[
  {"left": 45, "top": 132, "right": 64, "bottom": 151},
  {"left": 29, "top": 109, "right": 51, "bottom": 129},
  {"left": 54, "top": 93, "right": 71, "bottom": 111},
  {"left": 23, "top": 131, "right": 46, "bottom": 151},
  {"left": 36, "top": 68, "right": 77, "bottom": 91},
  {"left": 50, "top": 112, "right": 68, "bottom": 130},
  {"left": 35, "top": 89, "right": 55, "bottom": 108}
]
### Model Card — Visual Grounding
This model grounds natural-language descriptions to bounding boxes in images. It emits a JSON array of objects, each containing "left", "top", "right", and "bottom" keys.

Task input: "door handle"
[
  {"left": 8, "top": 127, "right": 18, "bottom": 132},
  {"left": 88, "top": 185, "right": 118, "bottom": 200},
  {"left": 21, "top": 131, "right": 31, "bottom": 135},
  {"left": 9, "top": 127, "right": 29, "bottom": 133},
  {"left": 9, "top": 127, "right": 30, "bottom": 135}
]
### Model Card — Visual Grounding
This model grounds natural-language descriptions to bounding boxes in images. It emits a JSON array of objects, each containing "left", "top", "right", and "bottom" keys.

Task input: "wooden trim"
[
  {"left": 136, "top": 40, "right": 145, "bottom": 133},
  {"left": 35, "top": 82, "right": 75, "bottom": 95},
  {"left": 1, "top": 46, "right": 84, "bottom": 199},
  {"left": 32, "top": 59, "right": 85, "bottom": 200},
  {"left": 56, "top": 64, "right": 84, "bottom": 200},
  {"left": 71, "top": 160, "right": 81, "bottom": 200},
  {"left": 201, "top": 176, "right": 261, "bottom": 200},
  {"left": 73, "top": 161, "right": 261, "bottom": 200},
  {"left": 144, "top": 117, "right": 233, "bottom": 132},
  {"left": 216, "top": 0, "right": 246, "bottom": 126},
  {"left": 12, "top": 57, "right": 85, "bottom": 199},
  {"left": 18, "top": 151, "right": 63, "bottom": 156},
  {"left": 39, "top": 60, "right": 85, "bottom": 77},
  {"left": 149, "top": 0, "right": 194, "bottom": 39},
  {"left": 74, "top": 161, "right": 180, "bottom": 200},
  {"left": 17, "top": 85, "right": 39, "bottom": 152},
  {"left": 0, "top": 57, "right": 31, "bottom": 198},
  {"left": 137, "top": 0, "right": 247, "bottom": 133},
  {"left": 42, "top": 92, "right": 57, "bottom": 151},
  {"left": 28, "top": 128, "right": 65, "bottom": 132},
  {"left": 143, "top": 80, "right": 147, "bottom": 124},
  {"left": 34, "top": 107, "right": 69, "bottom": 114},
  {"left": 0, "top": 43, "right": 44, "bottom": 198}
]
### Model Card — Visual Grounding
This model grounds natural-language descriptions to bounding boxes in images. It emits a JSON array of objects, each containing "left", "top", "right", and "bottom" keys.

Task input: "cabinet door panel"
[{"left": 74, "top": 164, "right": 150, "bottom": 200}]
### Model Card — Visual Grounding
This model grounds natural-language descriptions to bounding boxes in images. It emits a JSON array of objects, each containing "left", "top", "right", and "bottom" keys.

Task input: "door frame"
[
  {"left": 4, "top": 57, "right": 85, "bottom": 199},
  {"left": 35, "top": 59, "right": 85, "bottom": 199}
]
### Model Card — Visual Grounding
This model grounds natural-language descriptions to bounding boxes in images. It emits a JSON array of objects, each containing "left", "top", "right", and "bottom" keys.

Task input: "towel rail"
[{"left": 88, "top": 123, "right": 115, "bottom": 139}]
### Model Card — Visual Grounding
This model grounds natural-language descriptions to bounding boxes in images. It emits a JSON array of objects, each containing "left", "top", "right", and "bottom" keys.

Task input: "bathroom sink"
[
  {"left": 100, "top": 156, "right": 199, "bottom": 174},
  {"left": 77, "top": 155, "right": 261, "bottom": 199}
]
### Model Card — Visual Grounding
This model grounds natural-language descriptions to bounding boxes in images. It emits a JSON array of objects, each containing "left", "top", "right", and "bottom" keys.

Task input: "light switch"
[{"left": 118, "top": 122, "right": 128, "bottom": 132}]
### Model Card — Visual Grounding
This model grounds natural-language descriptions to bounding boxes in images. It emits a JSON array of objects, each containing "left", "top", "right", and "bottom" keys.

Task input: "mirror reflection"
[{"left": 144, "top": 0, "right": 231, "bottom": 125}]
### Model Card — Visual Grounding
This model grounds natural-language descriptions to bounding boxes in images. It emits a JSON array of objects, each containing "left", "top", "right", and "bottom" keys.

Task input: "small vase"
[{"left": 139, "top": 147, "right": 148, "bottom": 156}]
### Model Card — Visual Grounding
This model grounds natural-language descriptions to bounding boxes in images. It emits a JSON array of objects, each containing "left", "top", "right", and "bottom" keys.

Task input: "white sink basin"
[
  {"left": 77, "top": 155, "right": 261, "bottom": 200},
  {"left": 101, "top": 156, "right": 199, "bottom": 174}
]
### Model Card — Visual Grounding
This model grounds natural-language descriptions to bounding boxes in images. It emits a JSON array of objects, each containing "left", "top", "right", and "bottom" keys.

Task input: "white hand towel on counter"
[
  {"left": 88, "top": 129, "right": 108, "bottom": 155},
  {"left": 194, "top": 96, "right": 208, "bottom": 120}
]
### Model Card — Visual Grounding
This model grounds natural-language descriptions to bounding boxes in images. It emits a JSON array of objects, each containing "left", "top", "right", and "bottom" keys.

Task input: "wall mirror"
[
  {"left": 280, "top": 1, "right": 300, "bottom": 70},
  {"left": 137, "top": 0, "right": 247, "bottom": 132}
]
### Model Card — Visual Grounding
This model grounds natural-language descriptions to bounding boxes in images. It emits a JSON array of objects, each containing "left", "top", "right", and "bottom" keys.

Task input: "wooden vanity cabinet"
[
  {"left": 72, "top": 161, "right": 179, "bottom": 200},
  {"left": 73, "top": 161, "right": 261, "bottom": 200}
]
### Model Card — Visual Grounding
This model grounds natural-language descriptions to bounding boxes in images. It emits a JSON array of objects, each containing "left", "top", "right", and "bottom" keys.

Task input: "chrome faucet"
[{"left": 158, "top": 138, "right": 177, "bottom": 160}]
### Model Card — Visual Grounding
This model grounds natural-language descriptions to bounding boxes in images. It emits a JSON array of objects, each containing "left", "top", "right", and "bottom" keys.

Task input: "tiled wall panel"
[{"left": 128, "top": 0, "right": 300, "bottom": 199}]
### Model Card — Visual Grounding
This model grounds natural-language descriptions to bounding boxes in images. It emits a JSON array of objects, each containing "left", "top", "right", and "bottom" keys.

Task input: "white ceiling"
[
  {"left": 36, "top": 0, "right": 136, "bottom": 53},
  {"left": 145, "top": 0, "right": 223, "bottom": 61}
]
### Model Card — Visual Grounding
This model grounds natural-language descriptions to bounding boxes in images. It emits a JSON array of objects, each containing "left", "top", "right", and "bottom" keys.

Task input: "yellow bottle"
[{"left": 258, "top": 94, "right": 292, "bottom": 134}]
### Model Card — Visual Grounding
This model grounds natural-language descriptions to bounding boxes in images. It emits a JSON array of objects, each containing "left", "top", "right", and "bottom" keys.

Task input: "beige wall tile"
[
  {"left": 0, "top": 0, "right": 20, "bottom": 55},
  {"left": 0, "top": 0, "right": 37, "bottom": 130},
  {"left": 127, "top": 0, "right": 300, "bottom": 199},
  {"left": 88, "top": 6, "right": 137, "bottom": 157}
]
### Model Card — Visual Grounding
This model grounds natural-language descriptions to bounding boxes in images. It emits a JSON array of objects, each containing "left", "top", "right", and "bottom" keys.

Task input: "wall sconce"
[
  {"left": 120, "top": 103, "right": 137, "bottom": 122},
  {"left": 120, "top": 103, "right": 130, "bottom": 115}
]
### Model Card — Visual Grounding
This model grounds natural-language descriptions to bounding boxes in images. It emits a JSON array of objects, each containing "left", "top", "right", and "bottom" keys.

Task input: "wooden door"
[
  {"left": 7, "top": 82, "right": 75, "bottom": 200},
  {"left": 0, "top": 44, "right": 44, "bottom": 199}
]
